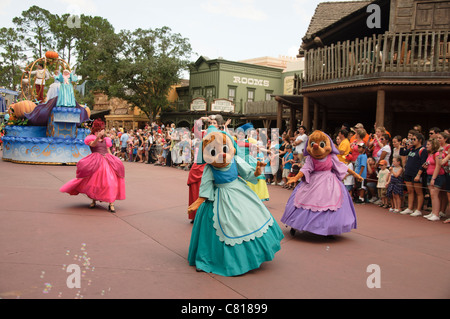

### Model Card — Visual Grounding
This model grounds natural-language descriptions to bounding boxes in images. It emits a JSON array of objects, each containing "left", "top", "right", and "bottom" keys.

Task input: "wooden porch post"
[
  {"left": 313, "top": 102, "right": 319, "bottom": 131},
  {"left": 321, "top": 106, "right": 328, "bottom": 132},
  {"left": 376, "top": 89, "right": 385, "bottom": 127},
  {"left": 290, "top": 107, "right": 296, "bottom": 137},
  {"left": 302, "top": 96, "right": 310, "bottom": 132},
  {"left": 277, "top": 101, "right": 283, "bottom": 132}
]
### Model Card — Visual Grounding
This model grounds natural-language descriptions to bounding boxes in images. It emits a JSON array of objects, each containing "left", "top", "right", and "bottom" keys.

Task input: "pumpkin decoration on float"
[
  {"left": 45, "top": 51, "right": 59, "bottom": 60},
  {"left": 10, "top": 100, "right": 37, "bottom": 118}
]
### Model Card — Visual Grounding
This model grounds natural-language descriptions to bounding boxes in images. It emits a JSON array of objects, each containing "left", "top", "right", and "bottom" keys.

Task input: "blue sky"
[{"left": 1, "top": 0, "right": 353, "bottom": 62}]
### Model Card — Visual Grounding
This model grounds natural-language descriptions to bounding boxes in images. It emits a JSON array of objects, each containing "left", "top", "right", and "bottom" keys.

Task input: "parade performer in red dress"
[{"left": 60, "top": 119, "right": 125, "bottom": 212}]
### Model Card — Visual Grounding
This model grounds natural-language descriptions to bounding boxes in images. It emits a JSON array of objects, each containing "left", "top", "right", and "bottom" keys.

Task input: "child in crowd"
[
  {"left": 386, "top": 156, "right": 404, "bottom": 213},
  {"left": 264, "top": 152, "right": 273, "bottom": 184},
  {"left": 343, "top": 161, "right": 355, "bottom": 197},
  {"left": 269, "top": 146, "right": 279, "bottom": 185},
  {"left": 354, "top": 142, "right": 368, "bottom": 203},
  {"left": 281, "top": 145, "right": 294, "bottom": 187},
  {"left": 376, "top": 160, "right": 390, "bottom": 208},
  {"left": 366, "top": 157, "right": 379, "bottom": 204},
  {"left": 287, "top": 151, "right": 302, "bottom": 190}
]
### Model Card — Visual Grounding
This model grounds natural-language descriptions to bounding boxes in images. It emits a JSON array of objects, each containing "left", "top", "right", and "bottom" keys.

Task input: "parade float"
[{"left": 1, "top": 51, "right": 91, "bottom": 165}]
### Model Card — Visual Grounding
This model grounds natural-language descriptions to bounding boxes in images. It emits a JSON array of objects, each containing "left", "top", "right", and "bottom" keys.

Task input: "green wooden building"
[{"left": 161, "top": 56, "right": 290, "bottom": 129}]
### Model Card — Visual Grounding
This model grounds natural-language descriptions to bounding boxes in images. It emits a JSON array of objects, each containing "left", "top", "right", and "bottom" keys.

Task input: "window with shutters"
[
  {"left": 228, "top": 86, "right": 236, "bottom": 103},
  {"left": 415, "top": 1, "right": 450, "bottom": 30}
]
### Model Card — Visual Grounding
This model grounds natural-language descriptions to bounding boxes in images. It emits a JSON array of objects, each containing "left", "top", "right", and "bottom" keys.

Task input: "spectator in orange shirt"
[
  {"left": 349, "top": 123, "right": 370, "bottom": 144},
  {"left": 337, "top": 129, "right": 351, "bottom": 164}
]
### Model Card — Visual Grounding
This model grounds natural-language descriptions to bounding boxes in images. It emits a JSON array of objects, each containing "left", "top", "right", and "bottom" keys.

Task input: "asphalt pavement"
[{"left": 0, "top": 155, "right": 449, "bottom": 300}]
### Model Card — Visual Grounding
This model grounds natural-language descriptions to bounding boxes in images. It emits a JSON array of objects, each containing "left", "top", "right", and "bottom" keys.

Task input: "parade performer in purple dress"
[
  {"left": 281, "top": 130, "right": 363, "bottom": 236},
  {"left": 60, "top": 119, "right": 125, "bottom": 212}
]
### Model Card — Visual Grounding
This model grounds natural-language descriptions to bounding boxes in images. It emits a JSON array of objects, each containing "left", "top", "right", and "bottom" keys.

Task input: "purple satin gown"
[{"left": 281, "top": 153, "right": 357, "bottom": 236}]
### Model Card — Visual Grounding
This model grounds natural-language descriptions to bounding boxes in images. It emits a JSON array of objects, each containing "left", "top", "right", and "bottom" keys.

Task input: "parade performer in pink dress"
[
  {"left": 60, "top": 119, "right": 125, "bottom": 212},
  {"left": 281, "top": 130, "right": 362, "bottom": 236}
]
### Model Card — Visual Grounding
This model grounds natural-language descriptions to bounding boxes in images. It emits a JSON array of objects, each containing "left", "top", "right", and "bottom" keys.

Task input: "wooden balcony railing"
[
  {"left": 304, "top": 31, "right": 450, "bottom": 84},
  {"left": 245, "top": 100, "right": 278, "bottom": 115}
]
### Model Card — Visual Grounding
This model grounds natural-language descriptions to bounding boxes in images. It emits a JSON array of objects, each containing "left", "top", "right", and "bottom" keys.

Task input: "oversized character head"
[
  {"left": 304, "top": 130, "right": 339, "bottom": 159},
  {"left": 201, "top": 130, "right": 236, "bottom": 168}
]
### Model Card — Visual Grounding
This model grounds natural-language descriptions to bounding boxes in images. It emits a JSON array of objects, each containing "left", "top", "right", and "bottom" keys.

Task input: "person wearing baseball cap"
[{"left": 376, "top": 160, "right": 390, "bottom": 208}]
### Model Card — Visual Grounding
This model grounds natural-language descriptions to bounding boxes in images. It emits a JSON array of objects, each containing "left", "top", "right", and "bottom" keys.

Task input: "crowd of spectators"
[
  {"left": 104, "top": 119, "right": 450, "bottom": 224},
  {"left": 332, "top": 123, "right": 450, "bottom": 223}
]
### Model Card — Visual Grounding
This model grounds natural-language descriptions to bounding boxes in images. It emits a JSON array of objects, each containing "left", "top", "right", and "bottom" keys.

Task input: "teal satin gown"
[
  {"left": 55, "top": 73, "right": 78, "bottom": 107},
  {"left": 188, "top": 156, "right": 283, "bottom": 276}
]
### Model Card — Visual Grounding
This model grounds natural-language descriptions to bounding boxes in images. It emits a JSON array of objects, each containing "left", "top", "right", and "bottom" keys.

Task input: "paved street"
[{"left": 0, "top": 155, "right": 449, "bottom": 300}]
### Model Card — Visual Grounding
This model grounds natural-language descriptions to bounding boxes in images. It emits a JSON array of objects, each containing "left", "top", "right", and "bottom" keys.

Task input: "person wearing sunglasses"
[{"left": 376, "top": 134, "right": 391, "bottom": 168}]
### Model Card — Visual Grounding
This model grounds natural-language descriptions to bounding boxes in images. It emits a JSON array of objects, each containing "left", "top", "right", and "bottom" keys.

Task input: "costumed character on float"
[
  {"left": 60, "top": 119, "right": 125, "bottom": 213},
  {"left": 281, "top": 130, "right": 363, "bottom": 237},
  {"left": 55, "top": 68, "right": 78, "bottom": 107},
  {"left": 235, "top": 123, "right": 270, "bottom": 202},
  {"left": 45, "top": 70, "right": 61, "bottom": 102},
  {"left": 1, "top": 51, "right": 91, "bottom": 165},
  {"left": 187, "top": 126, "right": 283, "bottom": 276}
]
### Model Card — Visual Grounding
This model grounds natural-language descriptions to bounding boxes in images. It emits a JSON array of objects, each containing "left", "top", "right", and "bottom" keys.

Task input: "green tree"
[
  {"left": 49, "top": 13, "right": 79, "bottom": 64},
  {"left": 74, "top": 15, "right": 117, "bottom": 79},
  {"left": 13, "top": 5, "right": 54, "bottom": 59},
  {"left": 105, "top": 27, "right": 192, "bottom": 121},
  {"left": 0, "top": 27, "right": 26, "bottom": 91}
]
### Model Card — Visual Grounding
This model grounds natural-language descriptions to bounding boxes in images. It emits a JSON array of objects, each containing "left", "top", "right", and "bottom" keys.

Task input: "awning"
[
  {"left": 271, "top": 94, "right": 303, "bottom": 110},
  {"left": 0, "top": 88, "right": 19, "bottom": 95},
  {"left": 90, "top": 109, "right": 111, "bottom": 118}
]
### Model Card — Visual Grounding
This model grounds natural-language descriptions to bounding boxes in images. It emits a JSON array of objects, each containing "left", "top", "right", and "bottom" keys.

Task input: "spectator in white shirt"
[{"left": 293, "top": 125, "right": 307, "bottom": 161}]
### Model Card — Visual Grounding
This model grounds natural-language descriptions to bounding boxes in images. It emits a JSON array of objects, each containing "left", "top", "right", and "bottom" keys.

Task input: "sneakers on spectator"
[
  {"left": 427, "top": 214, "right": 440, "bottom": 221},
  {"left": 373, "top": 199, "right": 383, "bottom": 205},
  {"left": 410, "top": 210, "right": 422, "bottom": 217},
  {"left": 278, "top": 181, "right": 285, "bottom": 186},
  {"left": 392, "top": 209, "right": 400, "bottom": 213},
  {"left": 439, "top": 211, "right": 447, "bottom": 218},
  {"left": 400, "top": 208, "right": 413, "bottom": 215},
  {"left": 423, "top": 213, "right": 433, "bottom": 219},
  {"left": 271, "top": 182, "right": 276, "bottom": 185},
  {"left": 369, "top": 197, "right": 379, "bottom": 203}
]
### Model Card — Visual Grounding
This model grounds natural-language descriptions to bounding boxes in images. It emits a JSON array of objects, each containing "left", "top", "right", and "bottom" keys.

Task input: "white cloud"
[
  {"left": 292, "top": 0, "right": 317, "bottom": 24},
  {"left": 201, "top": 0, "right": 268, "bottom": 21},
  {"left": 0, "top": 0, "right": 12, "bottom": 16},
  {"left": 287, "top": 45, "right": 300, "bottom": 57}
]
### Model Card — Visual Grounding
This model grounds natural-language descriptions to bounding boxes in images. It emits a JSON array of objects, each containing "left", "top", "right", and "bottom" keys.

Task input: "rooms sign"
[{"left": 233, "top": 76, "right": 270, "bottom": 87}]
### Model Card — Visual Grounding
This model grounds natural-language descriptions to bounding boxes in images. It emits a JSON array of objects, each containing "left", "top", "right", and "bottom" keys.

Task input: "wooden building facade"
[
  {"left": 161, "top": 56, "right": 289, "bottom": 129},
  {"left": 294, "top": 0, "right": 450, "bottom": 136}
]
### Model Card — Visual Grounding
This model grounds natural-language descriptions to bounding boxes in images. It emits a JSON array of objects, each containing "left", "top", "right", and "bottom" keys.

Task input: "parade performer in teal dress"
[
  {"left": 55, "top": 69, "right": 78, "bottom": 107},
  {"left": 236, "top": 124, "right": 270, "bottom": 201},
  {"left": 187, "top": 126, "right": 283, "bottom": 276}
]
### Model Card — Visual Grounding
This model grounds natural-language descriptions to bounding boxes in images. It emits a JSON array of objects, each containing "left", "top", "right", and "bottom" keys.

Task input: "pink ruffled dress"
[{"left": 60, "top": 135, "right": 125, "bottom": 203}]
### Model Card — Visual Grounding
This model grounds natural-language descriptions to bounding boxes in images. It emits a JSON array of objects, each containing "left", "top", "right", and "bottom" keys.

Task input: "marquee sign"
[
  {"left": 211, "top": 99, "right": 234, "bottom": 113},
  {"left": 190, "top": 98, "right": 207, "bottom": 111}
]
